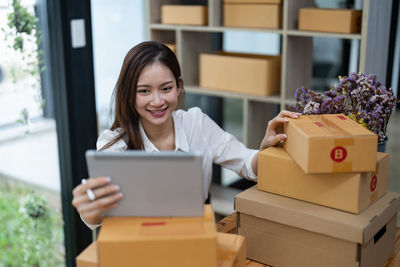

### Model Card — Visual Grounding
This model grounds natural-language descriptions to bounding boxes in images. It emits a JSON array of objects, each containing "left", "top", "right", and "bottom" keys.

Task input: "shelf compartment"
[
  {"left": 186, "top": 86, "right": 281, "bottom": 104},
  {"left": 223, "top": 98, "right": 244, "bottom": 142},
  {"left": 150, "top": 29, "right": 176, "bottom": 44},
  {"left": 245, "top": 101, "right": 280, "bottom": 149},
  {"left": 148, "top": 0, "right": 182, "bottom": 24},
  {"left": 180, "top": 31, "right": 222, "bottom": 85},
  {"left": 283, "top": 35, "right": 312, "bottom": 102}
]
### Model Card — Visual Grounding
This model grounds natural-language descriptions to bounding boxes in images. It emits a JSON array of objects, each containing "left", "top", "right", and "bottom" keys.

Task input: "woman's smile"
[{"left": 148, "top": 106, "right": 168, "bottom": 117}]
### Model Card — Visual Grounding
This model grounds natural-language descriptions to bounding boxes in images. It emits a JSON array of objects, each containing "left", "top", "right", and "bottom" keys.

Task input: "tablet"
[{"left": 85, "top": 150, "right": 204, "bottom": 217}]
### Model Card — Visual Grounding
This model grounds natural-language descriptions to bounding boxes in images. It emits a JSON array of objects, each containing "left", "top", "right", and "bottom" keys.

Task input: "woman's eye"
[
  {"left": 137, "top": 89, "right": 149, "bottom": 94},
  {"left": 162, "top": 87, "right": 172, "bottom": 92}
]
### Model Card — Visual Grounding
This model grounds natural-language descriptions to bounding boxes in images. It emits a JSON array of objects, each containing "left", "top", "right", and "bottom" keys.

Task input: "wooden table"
[{"left": 216, "top": 212, "right": 400, "bottom": 267}]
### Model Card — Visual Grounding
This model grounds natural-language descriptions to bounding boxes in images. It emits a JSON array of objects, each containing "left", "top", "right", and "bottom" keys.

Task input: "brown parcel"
[
  {"left": 235, "top": 186, "right": 400, "bottom": 267},
  {"left": 76, "top": 233, "right": 246, "bottom": 267},
  {"left": 217, "top": 232, "right": 246, "bottom": 267},
  {"left": 161, "top": 5, "right": 207, "bottom": 26},
  {"left": 76, "top": 241, "right": 97, "bottom": 267},
  {"left": 165, "top": 43, "right": 176, "bottom": 54},
  {"left": 200, "top": 52, "right": 280, "bottom": 96},
  {"left": 283, "top": 114, "right": 378, "bottom": 174},
  {"left": 224, "top": 4, "right": 282, "bottom": 29},
  {"left": 299, "top": 8, "right": 362, "bottom": 34},
  {"left": 97, "top": 205, "right": 217, "bottom": 267},
  {"left": 258, "top": 147, "right": 389, "bottom": 214}
]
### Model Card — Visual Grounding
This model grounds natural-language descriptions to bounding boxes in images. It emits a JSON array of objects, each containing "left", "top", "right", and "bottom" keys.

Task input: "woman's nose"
[{"left": 150, "top": 92, "right": 164, "bottom": 106}]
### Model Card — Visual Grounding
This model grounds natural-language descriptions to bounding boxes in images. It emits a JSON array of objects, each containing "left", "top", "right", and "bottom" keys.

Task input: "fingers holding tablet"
[{"left": 72, "top": 176, "right": 123, "bottom": 225}]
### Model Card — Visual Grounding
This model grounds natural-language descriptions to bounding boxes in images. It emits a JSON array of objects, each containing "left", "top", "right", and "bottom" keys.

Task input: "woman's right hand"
[{"left": 72, "top": 177, "right": 123, "bottom": 225}]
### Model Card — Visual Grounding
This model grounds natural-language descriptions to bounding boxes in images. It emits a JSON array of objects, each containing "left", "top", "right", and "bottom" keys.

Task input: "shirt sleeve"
[
  {"left": 80, "top": 214, "right": 102, "bottom": 230},
  {"left": 96, "top": 129, "right": 127, "bottom": 151},
  {"left": 195, "top": 108, "right": 258, "bottom": 181}
]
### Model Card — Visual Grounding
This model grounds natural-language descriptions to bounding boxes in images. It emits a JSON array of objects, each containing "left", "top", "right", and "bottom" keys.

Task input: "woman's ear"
[{"left": 177, "top": 77, "right": 183, "bottom": 95}]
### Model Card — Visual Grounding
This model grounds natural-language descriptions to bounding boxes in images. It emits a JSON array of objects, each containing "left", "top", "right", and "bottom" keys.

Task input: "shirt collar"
[
  {"left": 172, "top": 111, "right": 190, "bottom": 152},
  {"left": 139, "top": 111, "right": 189, "bottom": 152},
  {"left": 139, "top": 121, "right": 159, "bottom": 152}
]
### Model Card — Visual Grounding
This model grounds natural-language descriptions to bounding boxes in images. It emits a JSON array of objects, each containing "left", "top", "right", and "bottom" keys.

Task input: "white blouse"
[
  {"left": 97, "top": 107, "right": 258, "bottom": 195},
  {"left": 83, "top": 107, "right": 258, "bottom": 229}
]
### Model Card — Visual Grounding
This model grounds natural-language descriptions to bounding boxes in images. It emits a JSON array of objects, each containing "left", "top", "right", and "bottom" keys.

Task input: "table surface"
[{"left": 216, "top": 212, "right": 400, "bottom": 267}]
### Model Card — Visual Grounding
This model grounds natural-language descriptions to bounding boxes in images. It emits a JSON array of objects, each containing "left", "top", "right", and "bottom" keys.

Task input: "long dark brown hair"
[{"left": 100, "top": 41, "right": 184, "bottom": 150}]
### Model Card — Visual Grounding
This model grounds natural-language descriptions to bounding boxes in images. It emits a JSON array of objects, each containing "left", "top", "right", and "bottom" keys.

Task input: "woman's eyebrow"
[
  {"left": 137, "top": 81, "right": 173, "bottom": 88},
  {"left": 160, "top": 81, "right": 173, "bottom": 86}
]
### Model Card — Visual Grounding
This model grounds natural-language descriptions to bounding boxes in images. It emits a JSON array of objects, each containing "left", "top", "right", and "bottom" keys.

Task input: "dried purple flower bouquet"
[{"left": 289, "top": 72, "right": 399, "bottom": 142}]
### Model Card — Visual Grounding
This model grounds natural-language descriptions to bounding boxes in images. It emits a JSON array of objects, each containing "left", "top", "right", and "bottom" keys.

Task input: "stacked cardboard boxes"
[
  {"left": 76, "top": 205, "right": 247, "bottom": 267},
  {"left": 235, "top": 114, "right": 400, "bottom": 266}
]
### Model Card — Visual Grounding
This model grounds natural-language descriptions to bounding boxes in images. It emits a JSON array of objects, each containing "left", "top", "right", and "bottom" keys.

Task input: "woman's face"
[{"left": 135, "top": 62, "right": 181, "bottom": 129}]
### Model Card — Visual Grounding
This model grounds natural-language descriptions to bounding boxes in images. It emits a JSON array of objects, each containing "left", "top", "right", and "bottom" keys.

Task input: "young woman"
[{"left": 72, "top": 41, "right": 299, "bottom": 229}]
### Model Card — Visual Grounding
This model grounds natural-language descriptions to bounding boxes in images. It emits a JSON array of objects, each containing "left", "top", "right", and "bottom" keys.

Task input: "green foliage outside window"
[{"left": 0, "top": 181, "right": 64, "bottom": 267}]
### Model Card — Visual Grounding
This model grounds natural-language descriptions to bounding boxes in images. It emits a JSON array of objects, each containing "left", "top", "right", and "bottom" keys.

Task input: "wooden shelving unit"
[{"left": 146, "top": 0, "right": 392, "bottom": 149}]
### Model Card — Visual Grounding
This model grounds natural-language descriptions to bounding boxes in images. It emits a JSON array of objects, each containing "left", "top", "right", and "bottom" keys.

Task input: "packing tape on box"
[
  {"left": 332, "top": 162, "right": 353, "bottom": 172},
  {"left": 140, "top": 221, "right": 205, "bottom": 236},
  {"left": 309, "top": 115, "right": 353, "bottom": 136},
  {"left": 369, "top": 161, "right": 380, "bottom": 203},
  {"left": 331, "top": 137, "right": 354, "bottom": 172},
  {"left": 334, "top": 138, "right": 354, "bottom": 146},
  {"left": 370, "top": 192, "right": 378, "bottom": 203}
]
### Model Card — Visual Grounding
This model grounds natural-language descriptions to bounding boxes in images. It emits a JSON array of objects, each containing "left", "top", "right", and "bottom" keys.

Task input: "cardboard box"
[
  {"left": 165, "top": 43, "right": 176, "bottom": 54},
  {"left": 76, "top": 241, "right": 98, "bottom": 267},
  {"left": 299, "top": 8, "right": 362, "bottom": 34},
  {"left": 98, "top": 205, "right": 217, "bottom": 267},
  {"left": 283, "top": 114, "right": 378, "bottom": 174},
  {"left": 224, "top": 4, "right": 282, "bottom": 29},
  {"left": 77, "top": 233, "right": 246, "bottom": 267},
  {"left": 225, "top": 0, "right": 281, "bottom": 3},
  {"left": 161, "top": 5, "right": 208, "bottom": 26},
  {"left": 217, "top": 233, "right": 246, "bottom": 267},
  {"left": 235, "top": 186, "right": 400, "bottom": 267},
  {"left": 258, "top": 147, "right": 389, "bottom": 213},
  {"left": 200, "top": 52, "right": 280, "bottom": 96}
]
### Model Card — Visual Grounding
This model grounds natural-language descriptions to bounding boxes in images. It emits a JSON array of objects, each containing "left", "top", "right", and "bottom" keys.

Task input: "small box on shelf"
[
  {"left": 165, "top": 43, "right": 176, "bottom": 54},
  {"left": 200, "top": 52, "right": 281, "bottom": 96},
  {"left": 161, "top": 5, "right": 208, "bottom": 26},
  {"left": 298, "top": 8, "right": 362, "bottom": 34},
  {"left": 223, "top": 1, "right": 282, "bottom": 29}
]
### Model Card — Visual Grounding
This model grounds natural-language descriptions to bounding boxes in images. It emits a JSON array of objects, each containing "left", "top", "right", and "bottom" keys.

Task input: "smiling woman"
[
  {"left": 99, "top": 41, "right": 184, "bottom": 151},
  {"left": 71, "top": 41, "right": 299, "bottom": 230}
]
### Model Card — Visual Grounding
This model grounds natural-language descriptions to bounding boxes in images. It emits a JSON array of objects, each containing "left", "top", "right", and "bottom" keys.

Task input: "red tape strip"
[{"left": 142, "top": 222, "right": 166, "bottom": 227}]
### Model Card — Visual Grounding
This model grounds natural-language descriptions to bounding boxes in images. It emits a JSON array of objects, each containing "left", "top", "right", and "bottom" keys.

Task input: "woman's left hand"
[{"left": 259, "top": 110, "right": 300, "bottom": 150}]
